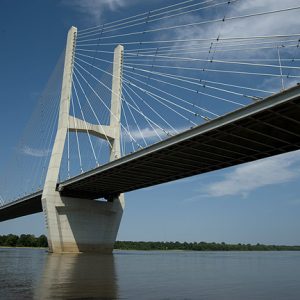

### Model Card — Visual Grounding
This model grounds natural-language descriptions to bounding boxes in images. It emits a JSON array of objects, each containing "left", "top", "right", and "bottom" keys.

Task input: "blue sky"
[{"left": 0, "top": 0, "right": 300, "bottom": 245}]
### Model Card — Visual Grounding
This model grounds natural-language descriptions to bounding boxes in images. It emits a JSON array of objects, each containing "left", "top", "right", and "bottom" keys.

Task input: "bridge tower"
[{"left": 41, "top": 26, "right": 125, "bottom": 253}]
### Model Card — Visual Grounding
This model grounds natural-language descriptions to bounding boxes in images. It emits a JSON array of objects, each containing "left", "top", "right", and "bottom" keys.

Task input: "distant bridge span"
[{"left": 2, "top": 84, "right": 300, "bottom": 222}]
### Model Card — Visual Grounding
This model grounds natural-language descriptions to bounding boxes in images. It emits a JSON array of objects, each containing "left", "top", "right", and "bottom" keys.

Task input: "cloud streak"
[
  {"left": 61, "top": 0, "right": 135, "bottom": 24},
  {"left": 21, "top": 146, "right": 51, "bottom": 158},
  {"left": 123, "top": 125, "right": 189, "bottom": 142},
  {"left": 201, "top": 150, "right": 300, "bottom": 198}
]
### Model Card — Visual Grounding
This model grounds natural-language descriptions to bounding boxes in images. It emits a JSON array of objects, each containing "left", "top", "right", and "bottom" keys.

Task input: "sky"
[{"left": 0, "top": 0, "right": 300, "bottom": 245}]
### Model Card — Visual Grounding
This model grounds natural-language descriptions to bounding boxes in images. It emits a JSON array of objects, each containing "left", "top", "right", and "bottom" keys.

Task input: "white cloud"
[
  {"left": 129, "top": 127, "right": 161, "bottom": 141},
  {"left": 257, "top": 77, "right": 300, "bottom": 93},
  {"left": 219, "top": 0, "right": 300, "bottom": 37},
  {"left": 66, "top": 1, "right": 300, "bottom": 152},
  {"left": 124, "top": 125, "right": 189, "bottom": 142},
  {"left": 21, "top": 146, "right": 51, "bottom": 158},
  {"left": 152, "top": 0, "right": 300, "bottom": 97},
  {"left": 61, "top": 0, "right": 134, "bottom": 24},
  {"left": 171, "top": 0, "right": 300, "bottom": 41},
  {"left": 201, "top": 150, "right": 300, "bottom": 198},
  {"left": 159, "top": 0, "right": 300, "bottom": 64}
]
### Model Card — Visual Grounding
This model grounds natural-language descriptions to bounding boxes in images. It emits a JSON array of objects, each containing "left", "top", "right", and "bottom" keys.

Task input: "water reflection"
[
  {"left": 34, "top": 253, "right": 118, "bottom": 299},
  {"left": 1, "top": 249, "right": 300, "bottom": 299}
]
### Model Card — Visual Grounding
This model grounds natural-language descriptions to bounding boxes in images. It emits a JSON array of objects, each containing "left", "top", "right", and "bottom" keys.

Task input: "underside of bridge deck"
[
  {"left": 58, "top": 85, "right": 300, "bottom": 199},
  {"left": 1, "top": 85, "right": 300, "bottom": 221},
  {"left": 0, "top": 192, "right": 42, "bottom": 222}
]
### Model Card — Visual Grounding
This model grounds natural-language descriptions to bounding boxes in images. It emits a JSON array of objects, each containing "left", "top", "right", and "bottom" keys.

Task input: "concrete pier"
[
  {"left": 45, "top": 195, "right": 124, "bottom": 253},
  {"left": 41, "top": 27, "right": 125, "bottom": 253}
]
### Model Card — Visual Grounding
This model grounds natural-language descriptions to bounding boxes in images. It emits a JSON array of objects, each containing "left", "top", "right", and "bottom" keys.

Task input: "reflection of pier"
[{"left": 34, "top": 254, "right": 118, "bottom": 299}]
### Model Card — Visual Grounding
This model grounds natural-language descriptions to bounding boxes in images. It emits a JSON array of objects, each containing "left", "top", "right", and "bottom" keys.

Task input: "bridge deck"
[
  {"left": 59, "top": 85, "right": 300, "bottom": 199},
  {"left": 0, "top": 191, "right": 42, "bottom": 222},
  {"left": 1, "top": 85, "right": 300, "bottom": 221}
]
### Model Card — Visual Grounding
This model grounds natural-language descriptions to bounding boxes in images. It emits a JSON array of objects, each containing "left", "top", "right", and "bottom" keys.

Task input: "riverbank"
[
  {"left": 115, "top": 241, "right": 300, "bottom": 251},
  {"left": 0, "top": 234, "right": 48, "bottom": 248},
  {"left": 0, "top": 246, "right": 47, "bottom": 249},
  {"left": 1, "top": 235, "right": 300, "bottom": 251}
]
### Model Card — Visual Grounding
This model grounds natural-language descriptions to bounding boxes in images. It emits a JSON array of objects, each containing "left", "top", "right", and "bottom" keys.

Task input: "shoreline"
[
  {"left": 1, "top": 246, "right": 300, "bottom": 252},
  {"left": 0, "top": 246, "right": 47, "bottom": 249},
  {"left": 1, "top": 235, "right": 299, "bottom": 251}
]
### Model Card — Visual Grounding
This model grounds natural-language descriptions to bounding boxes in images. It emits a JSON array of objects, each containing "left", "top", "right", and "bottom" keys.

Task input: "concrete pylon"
[{"left": 41, "top": 27, "right": 125, "bottom": 253}]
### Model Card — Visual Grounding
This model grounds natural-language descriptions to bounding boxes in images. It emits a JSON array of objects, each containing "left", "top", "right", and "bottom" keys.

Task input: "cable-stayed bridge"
[{"left": 1, "top": 0, "right": 300, "bottom": 253}]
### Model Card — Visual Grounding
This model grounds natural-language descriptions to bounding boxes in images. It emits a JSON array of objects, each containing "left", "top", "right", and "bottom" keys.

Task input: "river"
[{"left": 0, "top": 248, "right": 300, "bottom": 299}]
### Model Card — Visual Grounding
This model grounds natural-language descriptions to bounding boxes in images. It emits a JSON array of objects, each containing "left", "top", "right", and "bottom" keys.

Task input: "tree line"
[
  {"left": 114, "top": 241, "right": 300, "bottom": 251},
  {"left": 0, "top": 234, "right": 48, "bottom": 248},
  {"left": 1, "top": 235, "right": 299, "bottom": 251}
]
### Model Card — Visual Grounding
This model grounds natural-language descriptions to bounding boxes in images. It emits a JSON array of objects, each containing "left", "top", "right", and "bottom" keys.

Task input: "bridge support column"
[
  {"left": 44, "top": 195, "right": 124, "bottom": 253},
  {"left": 42, "top": 27, "right": 125, "bottom": 253}
]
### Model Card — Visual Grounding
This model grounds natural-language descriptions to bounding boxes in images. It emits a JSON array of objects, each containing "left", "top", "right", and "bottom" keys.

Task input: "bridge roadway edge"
[
  {"left": 58, "top": 84, "right": 300, "bottom": 199},
  {"left": 1, "top": 84, "right": 300, "bottom": 224}
]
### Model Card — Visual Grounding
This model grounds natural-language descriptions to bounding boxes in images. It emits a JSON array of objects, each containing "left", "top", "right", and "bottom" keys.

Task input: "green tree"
[
  {"left": 5, "top": 234, "right": 19, "bottom": 247},
  {"left": 17, "top": 234, "right": 37, "bottom": 247},
  {"left": 36, "top": 235, "right": 48, "bottom": 247}
]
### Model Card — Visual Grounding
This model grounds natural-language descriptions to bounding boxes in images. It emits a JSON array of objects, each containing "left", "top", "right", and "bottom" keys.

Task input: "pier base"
[{"left": 42, "top": 194, "right": 124, "bottom": 253}]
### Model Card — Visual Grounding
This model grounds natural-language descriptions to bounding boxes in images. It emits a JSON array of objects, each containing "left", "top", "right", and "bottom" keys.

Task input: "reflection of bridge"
[
  {"left": 34, "top": 253, "right": 117, "bottom": 299},
  {"left": 1, "top": 1, "right": 300, "bottom": 253}
]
